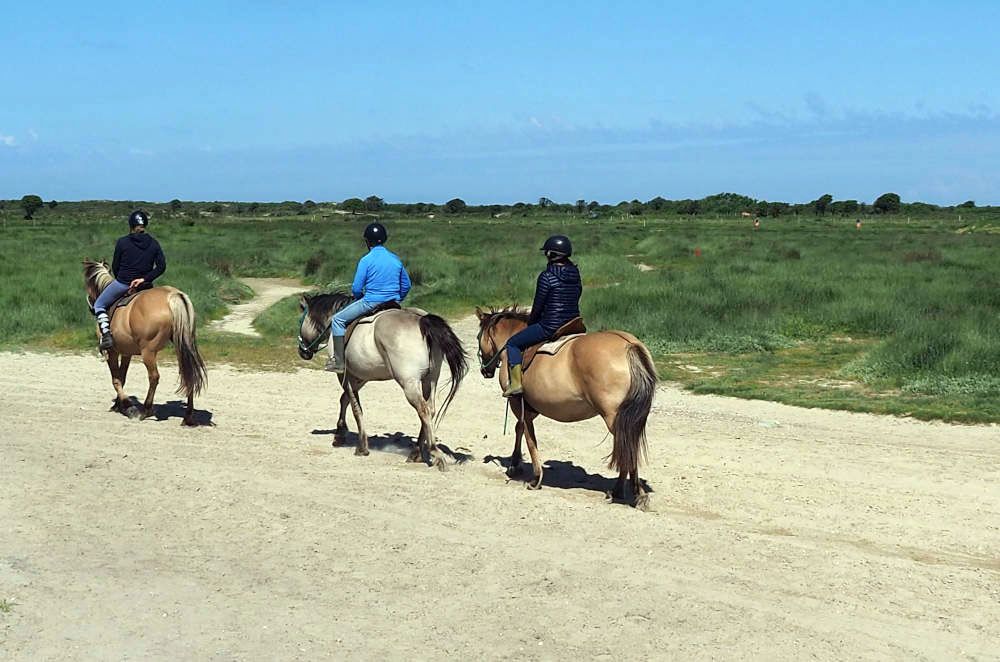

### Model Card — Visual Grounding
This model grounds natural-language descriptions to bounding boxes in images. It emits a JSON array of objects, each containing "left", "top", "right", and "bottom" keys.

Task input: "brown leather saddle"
[
  {"left": 108, "top": 284, "right": 153, "bottom": 320},
  {"left": 344, "top": 300, "right": 402, "bottom": 345},
  {"left": 522, "top": 316, "right": 587, "bottom": 371}
]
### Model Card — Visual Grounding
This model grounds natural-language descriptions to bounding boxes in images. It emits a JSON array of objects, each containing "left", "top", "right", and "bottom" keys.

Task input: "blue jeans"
[
  {"left": 93, "top": 280, "right": 131, "bottom": 315},
  {"left": 505, "top": 323, "right": 550, "bottom": 367},
  {"left": 330, "top": 298, "right": 378, "bottom": 338}
]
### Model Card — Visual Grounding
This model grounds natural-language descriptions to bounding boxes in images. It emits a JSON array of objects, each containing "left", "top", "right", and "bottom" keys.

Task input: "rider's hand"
[{"left": 129, "top": 278, "right": 145, "bottom": 290}]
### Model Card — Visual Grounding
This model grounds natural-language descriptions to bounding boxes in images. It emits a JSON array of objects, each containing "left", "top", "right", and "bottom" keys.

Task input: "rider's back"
[{"left": 113, "top": 233, "right": 165, "bottom": 285}]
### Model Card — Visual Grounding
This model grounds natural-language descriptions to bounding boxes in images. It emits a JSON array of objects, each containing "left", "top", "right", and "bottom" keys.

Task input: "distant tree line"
[{"left": 1, "top": 191, "right": 991, "bottom": 222}]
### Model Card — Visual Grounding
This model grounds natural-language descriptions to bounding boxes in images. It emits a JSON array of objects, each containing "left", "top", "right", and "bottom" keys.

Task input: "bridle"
[
  {"left": 476, "top": 316, "right": 506, "bottom": 376},
  {"left": 297, "top": 307, "right": 330, "bottom": 357}
]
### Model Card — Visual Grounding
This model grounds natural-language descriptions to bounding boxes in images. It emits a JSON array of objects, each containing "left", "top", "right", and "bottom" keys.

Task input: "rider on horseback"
[
  {"left": 502, "top": 235, "right": 582, "bottom": 397},
  {"left": 93, "top": 210, "right": 166, "bottom": 351},
  {"left": 325, "top": 222, "right": 412, "bottom": 374}
]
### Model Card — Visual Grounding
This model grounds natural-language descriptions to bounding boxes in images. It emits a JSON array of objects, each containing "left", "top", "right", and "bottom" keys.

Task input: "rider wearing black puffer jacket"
[{"left": 503, "top": 235, "right": 582, "bottom": 397}]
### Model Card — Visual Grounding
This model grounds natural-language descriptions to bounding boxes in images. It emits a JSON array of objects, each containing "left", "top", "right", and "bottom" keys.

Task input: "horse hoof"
[
  {"left": 406, "top": 452, "right": 421, "bottom": 463},
  {"left": 355, "top": 448, "right": 370, "bottom": 457},
  {"left": 526, "top": 477, "right": 543, "bottom": 490},
  {"left": 332, "top": 436, "right": 346, "bottom": 447},
  {"left": 182, "top": 418, "right": 195, "bottom": 427},
  {"left": 434, "top": 457, "right": 449, "bottom": 472},
  {"left": 505, "top": 463, "right": 522, "bottom": 478},
  {"left": 634, "top": 494, "right": 652, "bottom": 512}
]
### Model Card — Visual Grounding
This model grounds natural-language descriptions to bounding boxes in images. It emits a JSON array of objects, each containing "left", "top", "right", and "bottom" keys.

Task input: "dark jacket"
[
  {"left": 112, "top": 233, "right": 166, "bottom": 285},
  {"left": 529, "top": 261, "right": 582, "bottom": 334}
]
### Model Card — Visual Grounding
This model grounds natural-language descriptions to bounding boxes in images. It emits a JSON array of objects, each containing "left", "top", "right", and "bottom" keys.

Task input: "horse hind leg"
[
  {"left": 139, "top": 349, "right": 160, "bottom": 420},
  {"left": 403, "top": 378, "right": 443, "bottom": 470}
]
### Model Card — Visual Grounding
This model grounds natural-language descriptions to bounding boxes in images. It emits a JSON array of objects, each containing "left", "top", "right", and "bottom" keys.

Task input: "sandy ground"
[{"left": 2, "top": 312, "right": 999, "bottom": 660}]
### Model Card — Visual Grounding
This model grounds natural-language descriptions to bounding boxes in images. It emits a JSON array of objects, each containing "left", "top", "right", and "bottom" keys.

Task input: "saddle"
[
  {"left": 95, "top": 284, "right": 153, "bottom": 320},
  {"left": 344, "top": 300, "right": 402, "bottom": 345},
  {"left": 522, "top": 316, "right": 587, "bottom": 371}
]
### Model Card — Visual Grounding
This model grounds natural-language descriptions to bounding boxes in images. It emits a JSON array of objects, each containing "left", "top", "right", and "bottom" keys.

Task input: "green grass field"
[{"left": 2, "top": 211, "right": 998, "bottom": 422}]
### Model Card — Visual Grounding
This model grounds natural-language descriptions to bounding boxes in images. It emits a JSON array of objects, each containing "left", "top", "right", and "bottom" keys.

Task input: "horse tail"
[
  {"left": 168, "top": 290, "right": 207, "bottom": 398},
  {"left": 609, "top": 342, "right": 657, "bottom": 472},
  {"left": 418, "top": 314, "right": 468, "bottom": 426}
]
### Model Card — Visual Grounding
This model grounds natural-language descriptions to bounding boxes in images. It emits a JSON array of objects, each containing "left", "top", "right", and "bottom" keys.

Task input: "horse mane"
[
  {"left": 479, "top": 305, "right": 530, "bottom": 330},
  {"left": 82, "top": 259, "right": 114, "bottom": 302},
  {"left": 303, "top": 292, "right": 354, "bottom": 327}
]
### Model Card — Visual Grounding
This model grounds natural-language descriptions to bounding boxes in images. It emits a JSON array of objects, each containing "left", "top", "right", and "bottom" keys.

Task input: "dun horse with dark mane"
[
  {"left": 83, "top": 260, "right": 206, "bottom": 425},
  {"left": 476, "top": 306, "right": 657, "bottom": 509}
]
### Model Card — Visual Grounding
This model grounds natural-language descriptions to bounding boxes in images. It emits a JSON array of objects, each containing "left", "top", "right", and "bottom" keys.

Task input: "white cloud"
[{"left": 0, "top": 134, "right": 15, "bottom": 147}]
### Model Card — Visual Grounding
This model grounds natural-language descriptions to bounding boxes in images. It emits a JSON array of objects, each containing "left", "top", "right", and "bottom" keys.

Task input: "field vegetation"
[{"left": 1, "top": 197, "right": 998, "bottom": 422}]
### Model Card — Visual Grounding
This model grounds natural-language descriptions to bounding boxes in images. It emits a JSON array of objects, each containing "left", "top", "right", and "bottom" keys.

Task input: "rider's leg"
[
  {"left": 92, "top": 280, "right": 131, "bottom": 350},
  {"left": 502, "top": 323, "right": 549, "bottom": 397},
  {"left": 326, "top": 299, "right": 376, "bottom": 373}
]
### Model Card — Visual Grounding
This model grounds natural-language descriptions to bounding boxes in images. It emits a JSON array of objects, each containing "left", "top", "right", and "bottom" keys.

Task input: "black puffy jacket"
[{"left": 529, "top": 261, "right": 582, "bottom": 334}]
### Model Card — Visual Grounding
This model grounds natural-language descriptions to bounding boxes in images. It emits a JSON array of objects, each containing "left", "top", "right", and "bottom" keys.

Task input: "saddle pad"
[
  {"left": 522, "top": 333, "right": 585, "bottom": 371},
  {"left": 344, "top": 306, "right": 403, "bottom": 345}
]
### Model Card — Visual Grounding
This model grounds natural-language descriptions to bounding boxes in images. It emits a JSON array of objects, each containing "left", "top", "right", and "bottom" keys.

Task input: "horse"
[
  {"left": 296, "top": 293, "right": 468, "bottom": 469},
  {"left": 83, "top": 260, "right": 206, "bottom": 425},
  {"left": 474, "top": 306, "right": 658, "bottom": 509}
]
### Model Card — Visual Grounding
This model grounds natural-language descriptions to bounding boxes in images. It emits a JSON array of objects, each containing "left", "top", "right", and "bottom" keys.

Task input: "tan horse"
[
  {"left": 83, "top": 260, "right": 206, "bottom": 425},
  {"left": 475, "top": 307, "right": 657, "bottom": 509},
  {"left": 297, "top": 293, "right": 467, "bottom": 468}
]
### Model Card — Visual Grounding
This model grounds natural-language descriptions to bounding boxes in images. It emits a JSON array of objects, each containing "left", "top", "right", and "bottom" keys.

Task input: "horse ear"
[
  {"left": 475, "top": 306, "right": 485, "bottom": 320},
  {"left": 299, "top": 296, "right": 307, "bottom": 311}
]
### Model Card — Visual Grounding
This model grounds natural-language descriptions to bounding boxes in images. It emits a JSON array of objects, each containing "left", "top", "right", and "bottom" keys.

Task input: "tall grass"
[{"left": 2, "top": 212, "right": 998, "bottom": 408}]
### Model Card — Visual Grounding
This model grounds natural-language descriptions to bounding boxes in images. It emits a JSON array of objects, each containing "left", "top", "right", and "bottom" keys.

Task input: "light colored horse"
[
  {"left": 297, "top": 293, "right": 467, "bottom": 468},
  {"left": 475, "top": 307, "right": 657, "bottom": 509},
  {"left": 83, "top": 260, "right": 206, "bottom": 425}
]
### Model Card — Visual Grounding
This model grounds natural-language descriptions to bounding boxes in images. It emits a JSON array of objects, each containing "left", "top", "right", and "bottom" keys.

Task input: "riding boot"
[
  {"left": 502, "top": 364, "right": 524, "bottom": 397},
  {"left": 96, "top": 313, "right": 113, "bottom": 351},
  {"left": 325, "top": 336, "right": 347, "bottom": 374}
]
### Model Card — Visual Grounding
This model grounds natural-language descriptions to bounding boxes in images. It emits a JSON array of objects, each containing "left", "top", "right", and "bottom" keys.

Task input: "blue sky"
[{"left": 2, "top": 1, "right": 998, "bottom": 204}]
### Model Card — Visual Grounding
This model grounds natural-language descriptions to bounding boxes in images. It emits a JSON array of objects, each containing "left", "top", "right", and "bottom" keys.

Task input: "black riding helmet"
[
  {"left": 364, "top": 222, "right": 387, "bottom": 245},
  {"left": 128, "top": 210, "right": 149, "bottom": 229},
  {"left": 541, "top": 234, "right": 572, "bottom": 257}
]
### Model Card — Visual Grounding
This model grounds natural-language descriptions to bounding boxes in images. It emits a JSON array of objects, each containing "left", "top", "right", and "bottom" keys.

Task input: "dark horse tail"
[
  {"left": 610, "top": 342, "right": 657, "bottom": 473},
  {"left": 419, "top": 314, "right": 468, "bottom": 426},
  {"left": 168, "top": 291, "right": 207, "bottom": 399}
]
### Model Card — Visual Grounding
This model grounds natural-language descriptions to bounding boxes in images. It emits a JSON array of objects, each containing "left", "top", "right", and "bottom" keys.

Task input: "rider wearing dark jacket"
[
  {"left": 503, "top": 235, "right": 582, "bottom": 397},
  {"left": 93, "top": 210, "right": 167, "bottom": 350}
]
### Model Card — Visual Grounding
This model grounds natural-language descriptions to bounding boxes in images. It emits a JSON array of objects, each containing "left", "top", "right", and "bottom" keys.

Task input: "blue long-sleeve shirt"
[{"left": 351, "top": 246, "right": 411, "bottom": 304}]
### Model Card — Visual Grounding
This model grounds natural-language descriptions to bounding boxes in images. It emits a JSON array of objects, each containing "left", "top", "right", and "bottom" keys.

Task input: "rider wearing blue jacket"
[
  {"left": 503, "top": 235, "right": 582, "bottom": 397},
  {"left": 326, "top": 222, "right": 412, "bottom": 373},
  {"left": 93, "top": 210, "right": 166, "bottom": 350}
]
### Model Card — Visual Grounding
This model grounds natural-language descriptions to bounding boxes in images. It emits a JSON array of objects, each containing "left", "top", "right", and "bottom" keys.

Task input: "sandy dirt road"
[{"left": 2, "top": 313, "right": 999, "bottom": 660}]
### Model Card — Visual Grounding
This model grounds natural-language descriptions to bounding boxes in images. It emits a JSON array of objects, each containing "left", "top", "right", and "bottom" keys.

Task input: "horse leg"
[
  {"left": 402, "top": 379, "right": 442, "bottom": 470},
  {"left": 345, "top": 378, "right": 368, "bottom": 456},
  {"left": 332, "top": 388, "right": 351, "bottom": 447},
  {"left": 520, "top": 405, "right": 543, "bottom": 490},
  {"left": 105, "top": 350, "right": 130, "bottom": 413},
  {"left": 139, "top": 349, "right": 159, "bottom": 420},
  {"left": 631, "top": 469, "right": 650, "bottom": 512},
  {"left": 508, "top": 417, "right": 525, "bottom": 477}
]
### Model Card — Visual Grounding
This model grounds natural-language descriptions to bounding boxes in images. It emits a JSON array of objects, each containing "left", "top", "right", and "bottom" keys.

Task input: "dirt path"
[
  {"left": 208, "top": 278, "right": 305, "bottom": 336},
  {"left": 1, "top": 315, "right": 998, "bottom": 659}
]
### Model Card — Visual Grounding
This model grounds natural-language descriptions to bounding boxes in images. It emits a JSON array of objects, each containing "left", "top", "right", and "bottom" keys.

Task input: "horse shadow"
[
  {"left": 311, "top": 429, "right": 474, "bottom": 464},
  {"left": 155, "top": 400, "right": 216, "bottom": 426},
  {"left": 483, "top": 454, "right": 653, "bottom": 500}
]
